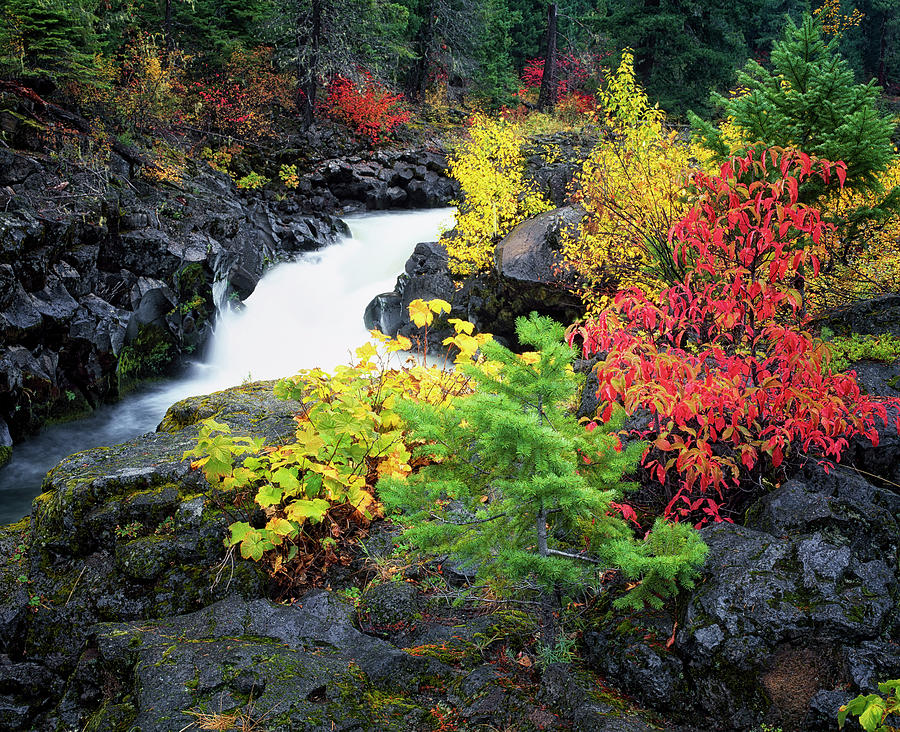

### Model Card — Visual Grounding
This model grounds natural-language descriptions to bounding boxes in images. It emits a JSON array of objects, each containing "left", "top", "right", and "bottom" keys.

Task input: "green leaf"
[
  {"left": 286, "top": 498, "right": 331, "bottom": 523},
  {"left": 859, "top": 700, "right": 887, "bottom": 732},
  {"left": 256, "top": 483, "right": 283, "bottom": 508},
  {"left": 266, "top": 517, "right": 297, "bottom": 537},
  {"left": 303, "top": 473, "right": 323, "bottom": 497},
  {"left": 877, "top": 679, "right": 900, "bottom": 695},
  {"left": 272, "top": 466, "right": 301, "bottom": 492},
  {"left": 241, "top": 539, "right": 264, "bottom": 561},
  {"left": 227, "top": 522, "right": 252, "bottom": 546}
]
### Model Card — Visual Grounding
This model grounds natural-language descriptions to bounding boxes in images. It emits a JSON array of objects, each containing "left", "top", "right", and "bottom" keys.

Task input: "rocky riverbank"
[
  {"left": 0, "top": 371, "right": 896, "bottom": 730},
  {"left": 0, "top": 127, "right": 459, "bottom": 463}
]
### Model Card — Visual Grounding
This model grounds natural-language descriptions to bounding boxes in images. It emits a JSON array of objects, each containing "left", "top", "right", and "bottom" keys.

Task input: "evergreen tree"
[
  {"left": 690, "top": 14, "right": 897, "bottom": 194},
  {"left": 401, "top": 0, "right": 482, "bottom": 101},
  {"left": 0, "top": 0, "right": 98, "bottom": 83},
  {"left": 473, "top": 0, "right": 519, "bottom": 106},
  {"left": 596, "top": 0, "right": 749, "bottom": 115},
  {"left": 381, "top": 314, "right": 708, "bottom": 641}
]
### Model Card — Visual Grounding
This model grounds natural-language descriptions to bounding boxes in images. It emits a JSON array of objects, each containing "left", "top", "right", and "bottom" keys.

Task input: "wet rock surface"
[
  {"left": 365, "top": 205, "right": 584, "bottom": 349},
  {"left": 572, "top": 463, "right": 900, "bottom": 732}
]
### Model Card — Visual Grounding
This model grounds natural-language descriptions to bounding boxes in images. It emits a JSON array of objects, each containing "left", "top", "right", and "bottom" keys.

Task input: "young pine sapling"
[{"left": 380, "top": 313, "right": 708, "bottom": 646}]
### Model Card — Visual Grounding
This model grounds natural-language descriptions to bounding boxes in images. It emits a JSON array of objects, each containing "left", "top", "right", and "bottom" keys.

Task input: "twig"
[
  {"left": 428, "top": 511, "right": 507, "bottom": 525},
  {"left": 546, "top": 548, "right": 603, "bottom": 564},
  {"left": 65, "top": 564, "right": 88, "bottom": 606}
]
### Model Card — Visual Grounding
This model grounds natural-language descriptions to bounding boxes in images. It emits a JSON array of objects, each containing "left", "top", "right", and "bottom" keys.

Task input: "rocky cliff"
[{"left": 0, "top": 134, "right": 457, "bottom": 462}]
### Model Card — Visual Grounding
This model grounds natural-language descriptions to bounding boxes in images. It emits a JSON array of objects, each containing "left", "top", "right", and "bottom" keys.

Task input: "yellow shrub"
[
  {"left": 809, "top": 159, "right": 900, "bottom": 313},
  {"left": 563, "top": 51, "right": 696, "bottom": 312},
  {"left": 445, "top": 114, "right": 551, "bottom": 276}
]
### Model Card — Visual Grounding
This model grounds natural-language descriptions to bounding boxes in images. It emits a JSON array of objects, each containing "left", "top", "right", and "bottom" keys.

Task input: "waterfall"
[{"left": 0, "top": 208, "right": 454, "bottom": 524}]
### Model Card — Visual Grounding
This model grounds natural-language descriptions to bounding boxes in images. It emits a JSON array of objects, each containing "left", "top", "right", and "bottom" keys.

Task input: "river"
[{"left": 0, "top": 208, "right": 454, "bottom": 525}]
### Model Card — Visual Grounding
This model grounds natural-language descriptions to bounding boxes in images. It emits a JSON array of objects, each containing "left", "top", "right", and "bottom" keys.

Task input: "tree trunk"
[
  {"left": 536, "top": 3, "right": 558, "bottom": 111},
  {"left": 535, "top": 502, "right": 559, "bottom": 645},
  {"left": 406, "top": 0, "right": 435, "bottom": 101},
  {"left": 296, "top": 0, "right": 322, "bottom": 128},
  {"left": 164, "top": 0, "right": 174, "bottom": 58}
]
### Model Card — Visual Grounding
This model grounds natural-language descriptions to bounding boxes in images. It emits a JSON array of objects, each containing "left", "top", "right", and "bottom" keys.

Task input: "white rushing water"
[{"left": 0, "top": 208, "right": 454, "bottom": 523}]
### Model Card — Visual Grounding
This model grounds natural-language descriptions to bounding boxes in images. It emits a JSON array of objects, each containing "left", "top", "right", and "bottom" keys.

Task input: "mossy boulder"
[
  {"left": 674, "top": 466, "right": 900, "bottom": 730},
  {"left": 57, "top": 592, "right": 453, "bottom": 732},
  {"left": 10, "top": 381, "right": 305, "bottom": 686}
]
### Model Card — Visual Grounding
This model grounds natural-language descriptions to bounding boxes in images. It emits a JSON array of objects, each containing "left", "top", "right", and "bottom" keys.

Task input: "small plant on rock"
[
  {"left": 184, "top": 300, "right": 490, "bottom": 595},
  {"left": 380, "top": 313, "right": 708, "bottom": 645},
  {"left": 838, "top": 679, "right": 900, "bottom": 732}
]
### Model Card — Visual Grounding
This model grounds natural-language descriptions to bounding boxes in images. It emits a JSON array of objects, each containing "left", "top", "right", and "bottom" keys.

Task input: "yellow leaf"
[
  {"left": 355, "top": 342, "right": 378, "bottom": 362},
  {"left": 387, "top": 335, "right": 412, "bottom": 352},
  {"left": 449, "top": 318, "right": 475, "bottom": 335},
  {"left": 519, "top": 351, "right": 540, "bottom": 365},
  {"left": 427, "top": 298, "right": 451, "bottom": 315},
  {"left": 408, "top": 299, "right": 433, "bottom": 328}
]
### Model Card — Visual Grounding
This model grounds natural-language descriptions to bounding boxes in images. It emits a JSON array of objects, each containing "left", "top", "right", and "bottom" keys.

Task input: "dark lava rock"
[
  {"left": 673, "top": 465, "right": 900, "bottom": 731},
  {"left": 820, "top": 294, "right": 900, "bottom": 339},
  {"left": 57, "top": 592, "right": 452, "bottom": 732},
  {"left": 0, "top": 381, "right": 307, "bottom": 696},
  {"left": 0, "top": 153, "right": 349, "bottom": 444},
  {"left": 538, "top": 664, "right": 661, "bottom": 732},
  {"left": 361, "top": 581, "right": 423, "bottom": 628},
  {"left": 364, "top": 205, "right": 583, "bottom": 350},
  {"left": 493, "top": 204, "right": 582, "bottom": 286},
  {"left": 582, "top": 610, "right": 688, "bottom": 713}
]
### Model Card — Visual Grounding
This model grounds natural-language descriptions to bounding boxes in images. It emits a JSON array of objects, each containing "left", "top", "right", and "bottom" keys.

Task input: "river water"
[{"left": 0, "top": 208, "right": 454, "bottom": 525}]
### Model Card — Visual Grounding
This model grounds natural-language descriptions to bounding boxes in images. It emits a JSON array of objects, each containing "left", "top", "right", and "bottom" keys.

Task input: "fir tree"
[
  {"left": 0, "top": 0, "right": 98, "bottom": 83},
  {"left": 597, "top": 0, "right": 749, "bottom": 116},
  {"left": 690, "top": 14, "right": 897, "bottom": 195},
  {"left": 380, "top": 314, "right": 707, "bottom": 643}
]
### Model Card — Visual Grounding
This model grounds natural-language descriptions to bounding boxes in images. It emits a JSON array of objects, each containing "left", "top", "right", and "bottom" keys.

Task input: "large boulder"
[
  {"left": 365, "top": 206, "right": 584, "bottom": 349},
  {"left": 674, "top": 467, "right": 900, "bottom": 730},
  {"left": 494, "top": 205, "right": 582, "bottom": 285},
  {"left": 1, "top": 381, "right": 306, "bottom": 695},
  {"left": 52, "top": 592, "right": 452, "bottom": 731},
  {"left": 579, "top": 465, "right": 900, "bottom": 731}
]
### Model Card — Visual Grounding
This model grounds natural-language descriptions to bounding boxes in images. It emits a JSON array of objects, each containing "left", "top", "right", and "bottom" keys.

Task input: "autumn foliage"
[
  {"left": 568, "top": 148, "right": 898, "bottom": 527},
  {"left": 444, "top": 113, "right": 551, "bottom": 275},
  {"left": 320, "top": 71, "right": 410, "bottom": 144},
  {"left": 189, "top": 47, "right": 294, "bottom": 139},
  {"left": 563, "top": 51, "right": 695, "bottom": 310}
]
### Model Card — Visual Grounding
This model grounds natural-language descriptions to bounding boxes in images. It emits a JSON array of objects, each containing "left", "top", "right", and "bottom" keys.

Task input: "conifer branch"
[
  {"left": 546, "top": 548, "right": 603, "bottom": 564},
  {"left": 427, "top": 512, "right": 507, "bottom": 525}
]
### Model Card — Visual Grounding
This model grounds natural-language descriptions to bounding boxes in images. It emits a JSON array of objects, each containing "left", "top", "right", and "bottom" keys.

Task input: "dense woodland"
[
  {"left": 2, "top": 1, "right": 900, "bottom": 730},
  {"left": 1, "top": 0, "right": 898, "bottom": 120}
]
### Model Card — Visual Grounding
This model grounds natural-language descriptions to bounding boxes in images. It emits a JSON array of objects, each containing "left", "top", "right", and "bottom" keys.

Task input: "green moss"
[
  {"left": 117, "top": 324, "right": 177, "bottom": 386},
  {"left": 402, "top": 635, "right": 481, "bottom": 666},
  {"left": 0, "top": 444, "right": 11, "bottom": 468},
  {"left": 1, "top": 516, "right": 30, "bottom": 537},
  {"left": 83, "top": 701, "right": 137, "bottom": 732},
  {"left": 821, "top": 331, "right": 900, "bottom": 373},
  {"left": 333, "top": 662, "right": 431, "bottom": 730}
]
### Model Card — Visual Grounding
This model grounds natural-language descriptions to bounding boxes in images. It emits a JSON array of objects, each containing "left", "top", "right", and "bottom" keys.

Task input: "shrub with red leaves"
[
  {"left": 568, "top": 148, "right": 899, "bottom": 527},
  {"left": 320, "top": 71, "right": 410, "bottom": 144}
]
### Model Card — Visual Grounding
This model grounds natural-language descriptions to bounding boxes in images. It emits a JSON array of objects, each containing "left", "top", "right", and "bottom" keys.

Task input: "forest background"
[{"left": 1, "top": 0, "right": 897, "bottom": 128}]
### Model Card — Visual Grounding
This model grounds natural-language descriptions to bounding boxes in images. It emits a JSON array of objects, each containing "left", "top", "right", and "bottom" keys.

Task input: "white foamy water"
[{"left": 0, "top": 208, "right": 454, "bottom": 523}]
